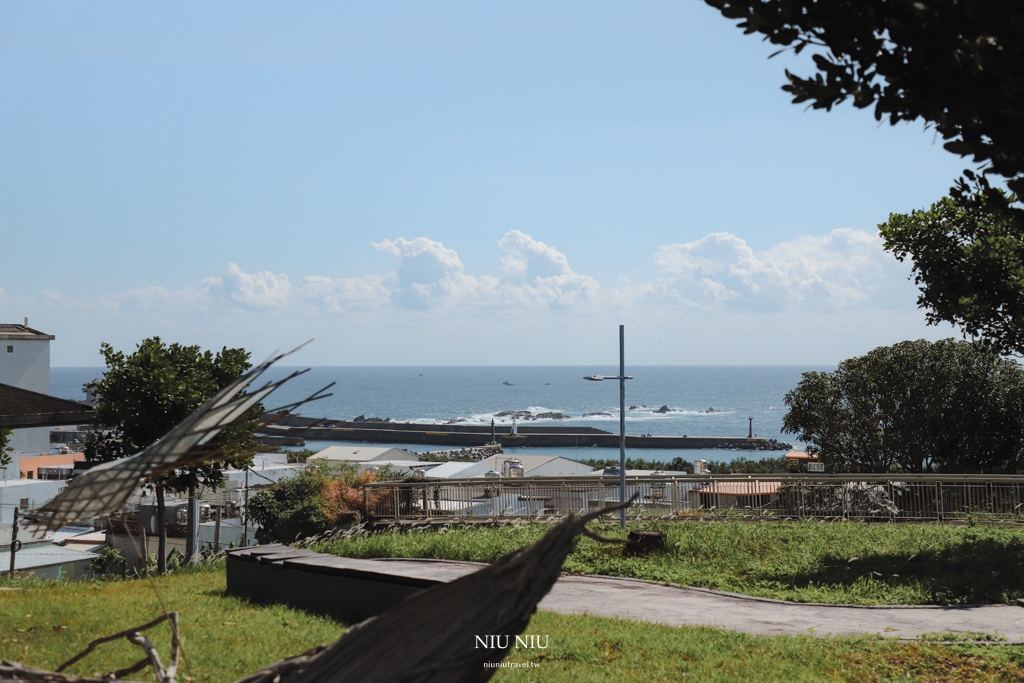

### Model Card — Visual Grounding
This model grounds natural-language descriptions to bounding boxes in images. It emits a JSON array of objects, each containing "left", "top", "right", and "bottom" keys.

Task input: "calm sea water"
[{"left": 51, "top": 366, "right": 829, "bottom": 464}]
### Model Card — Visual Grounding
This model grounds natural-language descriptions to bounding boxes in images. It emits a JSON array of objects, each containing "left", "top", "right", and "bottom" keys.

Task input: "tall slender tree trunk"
[{"left": 156, "top": 484, "right": 167, "bottom": 575}]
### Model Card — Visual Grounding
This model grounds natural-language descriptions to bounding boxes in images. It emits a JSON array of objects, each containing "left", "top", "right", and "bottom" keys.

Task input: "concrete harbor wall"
[{"left": 259, "top": 417, "right": 778, "bottom": 450}]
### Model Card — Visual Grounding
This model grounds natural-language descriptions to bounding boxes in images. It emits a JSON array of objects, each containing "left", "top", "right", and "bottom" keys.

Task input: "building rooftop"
[
  {"left": 0, "top": 324, "right": 54, "bottom": 341},
  {"left": 309, "top": 446, "right": 419, "bottom": 462},
  {"left": 0, "top": 545, "right": 98, "bottom": 571},
  {"left": 697, "top": 481, "right": 782, "bottom": 496},
  {"left": 784, "top": 450, "right": 816, "bottom": 460}
]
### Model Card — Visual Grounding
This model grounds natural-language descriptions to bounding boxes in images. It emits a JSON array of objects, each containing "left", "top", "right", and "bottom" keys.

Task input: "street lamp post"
[{"left": 584, "top": 324, "right": 633, "bottom": 528}]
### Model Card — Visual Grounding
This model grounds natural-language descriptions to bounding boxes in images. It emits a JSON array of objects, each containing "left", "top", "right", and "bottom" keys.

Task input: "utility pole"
[
  {"left": 213, "top": 504, "right": 222, "bottom": 553},
  {"left": 584, "top": 325, "right": 633, "bottom": 529},
  {"left": 618, "top": 325, "right": 626, "bottom": 529},
  {"left": 186, "top": 483, "right": 198, "bottom": 562},
  {"left": 242, "top": 469, "right": 250, "bottom": 547}
]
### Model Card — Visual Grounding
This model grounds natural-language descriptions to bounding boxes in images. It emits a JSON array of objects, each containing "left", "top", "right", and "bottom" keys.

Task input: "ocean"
[{"left": 51, "top": 365, "right": 830, "bottom": 464}]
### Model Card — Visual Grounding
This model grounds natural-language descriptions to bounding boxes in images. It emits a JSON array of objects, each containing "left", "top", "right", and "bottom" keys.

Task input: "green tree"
[
  {"left": 704, "top": 0, "right": 1024, "bottom": 196},
  {"left": 880, "top": 189, "right": 1024, "bottom": 355},
  {"left": 782, "top": 339, "right": 1024, "bottom": 473},
  {"left": 85, "top": 337, "right": 261, "bottom": 572}
]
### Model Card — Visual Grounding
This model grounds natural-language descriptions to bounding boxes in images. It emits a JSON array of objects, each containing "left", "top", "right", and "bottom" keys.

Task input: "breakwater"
[{"left": 259, "top": 415, "right": 790, "bottom": 450}]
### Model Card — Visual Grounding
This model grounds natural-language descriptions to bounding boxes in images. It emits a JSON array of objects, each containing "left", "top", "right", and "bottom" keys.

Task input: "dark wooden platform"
[{"left": 226, "top": 544, "right": 479, "bottom": 623}]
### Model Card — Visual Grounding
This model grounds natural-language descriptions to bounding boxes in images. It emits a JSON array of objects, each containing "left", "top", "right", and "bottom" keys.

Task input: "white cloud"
[
  {"left": 497, "top": 230, "right": 598, "bottom": 307},
  {"left": 220, "top": 263, "right": 291, "bottom": 308},
  {"left": 371, "top": 236, "right": 488, "bottom": 308},
  {"left": 5, "top": 228, "right": 943, "bottom": 365},
  {"left": 653, "top": 229, "right": 914, "bottom": 310},
  {"left": 299, "top": 274, "right": 392, "bottom": 312}
]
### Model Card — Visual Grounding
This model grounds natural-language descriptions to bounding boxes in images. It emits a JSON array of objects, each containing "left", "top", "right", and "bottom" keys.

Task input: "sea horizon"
[{"left": 52, "top": 365, "right": 826, "bottom": 463}]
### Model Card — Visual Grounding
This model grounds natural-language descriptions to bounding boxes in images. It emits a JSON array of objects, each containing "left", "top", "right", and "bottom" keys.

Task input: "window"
[
  {"left": 19, "top": 498, "right": 29, "bottom": 508},
  {"left": 6, "top": 346, "right": 11, "bottom": 353}
]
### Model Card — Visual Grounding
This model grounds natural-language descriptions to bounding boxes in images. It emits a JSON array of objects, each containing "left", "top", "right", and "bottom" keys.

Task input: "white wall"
[
  {"left": 0, "top": 479, "right": 66, "bottom": 524},
  {"left": 0, "top": 338, "right": 50, "bottom": 392},
  {"left": 0, "top": 336, "right": 52, "bottom": 455}
]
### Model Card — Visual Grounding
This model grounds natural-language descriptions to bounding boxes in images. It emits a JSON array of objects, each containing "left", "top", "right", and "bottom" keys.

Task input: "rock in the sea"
[
  {"left": 704, "top": 407, "right": 720, "bottom": 413},
  {"left": 653, "top": 405, "right": 673, "bottom": 414},
  {"left": 495, "top": 410, "right": 533, "bottom": 418},
  {"left": 353, "top": 415, "right": 390, "bottom": 423},
  {"left": 584, "top": 412, "right": 613, "bottom": 418},
  {"left": 534, "top": 412, "right": 570, "bottom": 420}
]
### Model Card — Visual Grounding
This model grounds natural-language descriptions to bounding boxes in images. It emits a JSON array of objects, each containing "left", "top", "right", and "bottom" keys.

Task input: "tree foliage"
[
  {"left": 782, "top": 339, "right": 1024, "bottom": 473},
  {"left": 84, "top": 337, "right": 260, "bottom": 493},
  {"left": 881, "top": 189, "right": 1024, "bottom": 355},
  {"left": 575, "top": 456, "right": 798, "bottom": 474},
  {"left": 704, "top": 0, "right": 1024, "bottom": 195}
]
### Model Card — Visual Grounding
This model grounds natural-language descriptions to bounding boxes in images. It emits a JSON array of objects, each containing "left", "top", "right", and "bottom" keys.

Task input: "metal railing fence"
[{"left": 362, "top": 474, "right": 1024, "bottom": 523}]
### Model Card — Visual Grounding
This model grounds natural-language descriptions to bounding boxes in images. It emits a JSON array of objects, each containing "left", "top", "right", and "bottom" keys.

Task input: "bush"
[
  {"left": 783, "top": 339, "right": 1024, "bottom": 473},
  {"left": 88, "top": 547, "right": 126, "bottom": 579},
  {"left": 246, "top": 462, "right": 413, "bottom": 543}
]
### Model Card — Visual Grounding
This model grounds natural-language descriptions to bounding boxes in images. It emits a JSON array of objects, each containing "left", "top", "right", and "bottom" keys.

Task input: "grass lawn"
[
  {"left": 4, "top": 568, "right": 1024, "bottom": 682},
  {"left": 0, "top": 564, "right": 344, "bottom": 682},
  {"left": 316, "top": 519, "right": 1024, "bottom": 605}
]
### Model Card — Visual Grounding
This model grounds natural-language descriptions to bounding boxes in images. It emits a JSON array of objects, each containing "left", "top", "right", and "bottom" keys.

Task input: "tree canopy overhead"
[
  {"left": 704, "top": 0, "right": 1024, "bottom": 195},
  {"left": 881, "top": 189, "right": 1024, "bottom": 355},
  {"left": 782, "top": 339, "right": 1024, "bottom": 474}
]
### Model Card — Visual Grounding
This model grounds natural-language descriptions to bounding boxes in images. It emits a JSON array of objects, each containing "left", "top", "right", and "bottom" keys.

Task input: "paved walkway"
[{"left": 375, "top": 559, "right": 1024, "bottom": 642}]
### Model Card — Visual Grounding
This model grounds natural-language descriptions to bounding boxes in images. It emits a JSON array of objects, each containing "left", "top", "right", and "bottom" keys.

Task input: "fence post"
[
  {"left": 936, "top": 481, "right": 943, "bottom": 522},
  {"left": 710, "top": 477, "right": 717, "bottom": 517}
]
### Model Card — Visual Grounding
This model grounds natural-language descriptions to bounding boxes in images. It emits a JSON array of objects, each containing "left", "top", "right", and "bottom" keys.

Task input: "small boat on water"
[{"left": 503, "top": 381, "right": 513, "bottom": 386}]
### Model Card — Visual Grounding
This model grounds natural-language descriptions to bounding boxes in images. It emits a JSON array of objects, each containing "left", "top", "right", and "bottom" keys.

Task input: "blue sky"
[{"left": 1, "top": 1, "right": 965, "bottom": 366}]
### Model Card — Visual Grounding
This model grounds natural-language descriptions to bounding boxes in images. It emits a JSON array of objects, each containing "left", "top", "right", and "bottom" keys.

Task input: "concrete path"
[{"left": 375, "top": 559, "right": 1024, "bottom": 642}]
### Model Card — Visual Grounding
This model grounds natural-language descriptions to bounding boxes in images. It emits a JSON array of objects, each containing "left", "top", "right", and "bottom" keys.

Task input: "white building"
[
  {"left": 0, "top": 479, "right": 66, "bottom": 525},
  {"left": 0, "top": 479, "right": 68, "bottom": 547},
  {"left": 0, "top": 321, "right": 55, "bottom": 456}
]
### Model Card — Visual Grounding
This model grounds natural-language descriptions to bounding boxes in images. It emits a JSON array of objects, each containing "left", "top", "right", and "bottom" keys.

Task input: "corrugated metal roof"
[
  {"left": 697, "top": 482, "right": 782, "bottom": 496},
  {"left": 0, "top": 546, "right": 98, "bottom": 572}
]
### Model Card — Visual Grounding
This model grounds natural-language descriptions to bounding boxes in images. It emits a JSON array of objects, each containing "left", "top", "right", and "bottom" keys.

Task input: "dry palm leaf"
[
  {"left": 26, "top": 345, "right": 330, "bottom": 532},
  {"left": 237, "top": 500, "right": 632, "bottom": 683}
]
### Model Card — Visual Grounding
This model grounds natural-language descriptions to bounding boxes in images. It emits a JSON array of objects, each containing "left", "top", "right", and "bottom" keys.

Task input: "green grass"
[
  {"left": 494, "top": 612, "right": 1024, "bottom": 683},
  {"left": 0, "top": 563, "right": 345, "bottom": 682},
  {"left": 316, "top": 519, "right": 1024, "bottom": 605},
  {"left": 5, "top": 569, "right": 1024, "bottom": 683}
]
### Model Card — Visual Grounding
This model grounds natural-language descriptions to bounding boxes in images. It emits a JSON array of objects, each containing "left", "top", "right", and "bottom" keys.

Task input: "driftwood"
[
  {"left": 0, "top": 660, "right": 146, "bottom": 683},
  {"left": 50, "top": 612, "right": 180, "bottom": 683},
  {"left": 1, "top": 612, "right": 178, "bottom": 683},
  {"left": 236, "top": 499, "right": 634, "bottom": 683}
]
